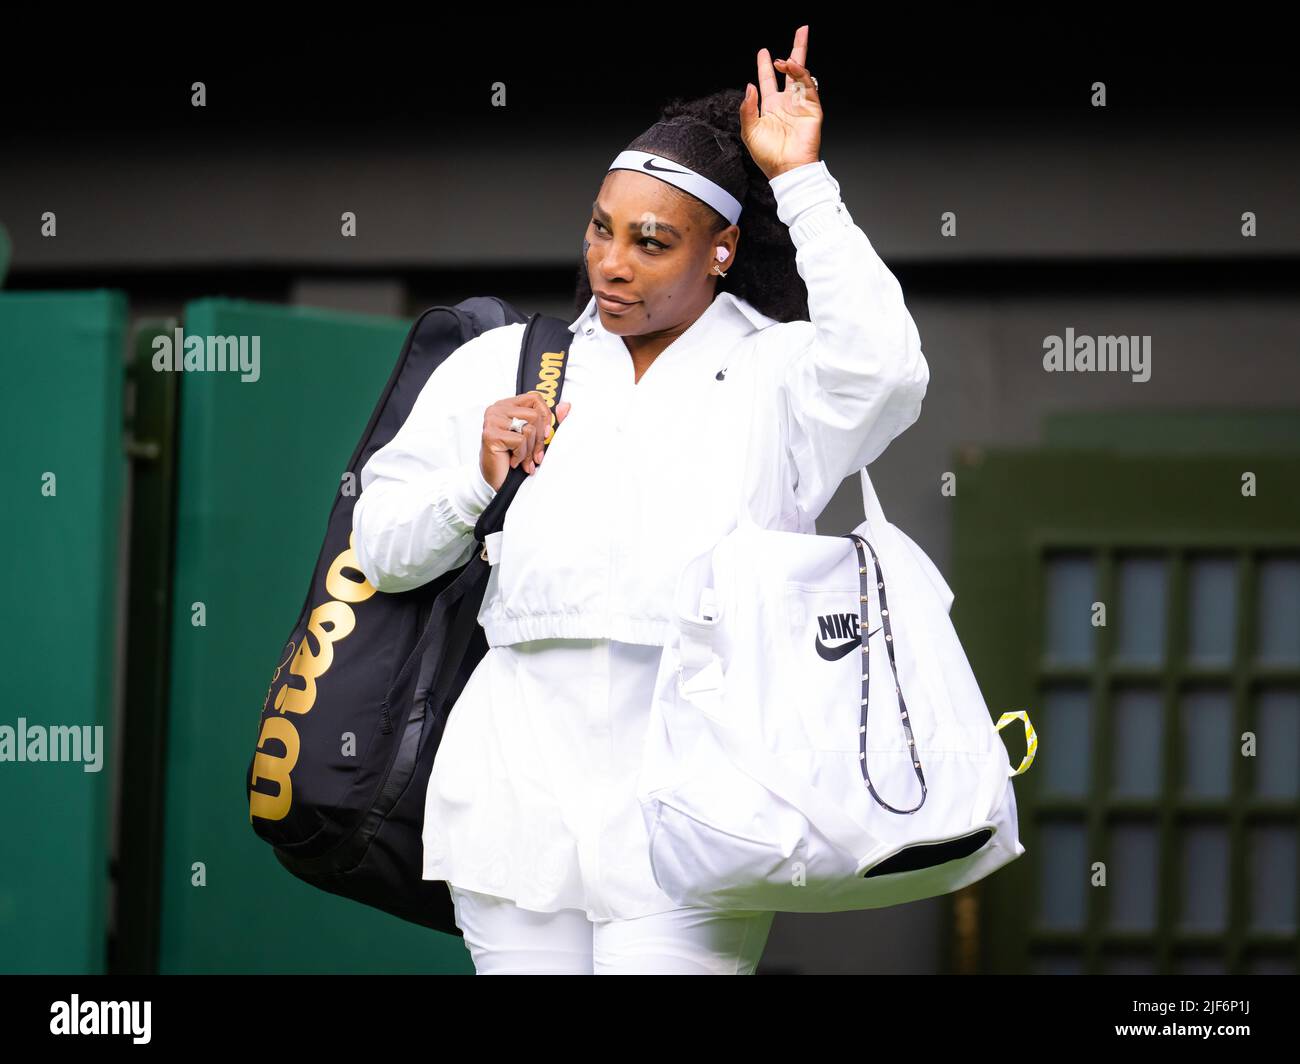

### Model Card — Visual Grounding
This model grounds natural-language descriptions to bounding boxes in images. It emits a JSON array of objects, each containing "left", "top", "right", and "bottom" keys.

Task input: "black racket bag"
[{"left": 247, "top": 297, "right": 572, "bottom": 935}]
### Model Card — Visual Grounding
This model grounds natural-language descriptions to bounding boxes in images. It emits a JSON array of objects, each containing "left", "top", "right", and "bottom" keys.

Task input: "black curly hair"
[{"left": 573, "top": 87, "right": 809, "bottom": 325}]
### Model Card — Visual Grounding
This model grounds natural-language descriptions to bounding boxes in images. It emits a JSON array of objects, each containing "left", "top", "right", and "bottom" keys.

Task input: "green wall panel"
[
  {"left": 0, "top": 291, "right": 127, "bottom": 973},
  {"left": 158, "top": 299, "right": 472, "bottom": 973}
]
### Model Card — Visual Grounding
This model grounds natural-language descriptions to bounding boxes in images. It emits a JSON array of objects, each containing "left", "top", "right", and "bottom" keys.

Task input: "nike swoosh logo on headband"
[{"left": 643, "top": 157, "right": 691, "bottom": 174}]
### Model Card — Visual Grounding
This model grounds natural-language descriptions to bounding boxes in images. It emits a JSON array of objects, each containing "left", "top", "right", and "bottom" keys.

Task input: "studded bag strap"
[{"left": 844, "top": 531, "right": 927, "bottom": 814}]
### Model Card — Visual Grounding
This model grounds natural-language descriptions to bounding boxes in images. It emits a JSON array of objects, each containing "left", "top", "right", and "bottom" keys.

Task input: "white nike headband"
[{"left": 606, "top": 150, "right": 743, "bottom": 225}]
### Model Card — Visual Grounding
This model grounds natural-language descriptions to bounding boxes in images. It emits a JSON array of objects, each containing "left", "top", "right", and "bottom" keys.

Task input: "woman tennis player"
[{"left": 351, "top": 24, "right": 930, "bottom": 974}]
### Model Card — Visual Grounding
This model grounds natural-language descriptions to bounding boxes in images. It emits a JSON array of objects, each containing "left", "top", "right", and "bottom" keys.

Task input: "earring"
[{"left": 712, "top": 264, "right": 728, "bottom": 276}]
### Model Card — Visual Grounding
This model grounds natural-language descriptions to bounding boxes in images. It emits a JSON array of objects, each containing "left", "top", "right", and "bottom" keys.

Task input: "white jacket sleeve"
[
  {"left": 767, "top": 160, "right": 930, "bottom": 524},
  {"left": 351, "top": 326, "right": 518, "bottom": 593}
]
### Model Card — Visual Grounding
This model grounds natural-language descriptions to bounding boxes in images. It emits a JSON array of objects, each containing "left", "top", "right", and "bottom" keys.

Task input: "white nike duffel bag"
[{"left": 635, "top": 467, "right": 1037, "bottom": 913}]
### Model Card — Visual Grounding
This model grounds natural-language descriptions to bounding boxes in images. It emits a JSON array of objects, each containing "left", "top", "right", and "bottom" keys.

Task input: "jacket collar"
[{"left": 567, "top": 290, "right": 776, "bottom": 336}]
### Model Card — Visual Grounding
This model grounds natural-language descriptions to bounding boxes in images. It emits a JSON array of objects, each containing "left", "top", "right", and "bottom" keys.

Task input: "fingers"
[
  {"left": 488, "top": 393, "right": 569, "bottom": 478},
  {"left": 775, "top": 57, "right": 817, "bottom": 101},
  {"left": 756, "top": 47, "right": 779, "bottom": 109},
  {"left": 499, "top": 394, "right": 551, "bottom": 474},
  {"left": 773, "top": 25, "right": 810, "bottom": 95},
  {"left": 524, "top": 392, "right": 554, "bottom": 468},
  {"left": 489, "top": 408, "right": 529, "bottom": 469},
  {"left": 790, "top": 23, "right": 808, "bottom": 67},
  {"left": 738, "top": 81, "right": 759, "bottom": 130},
  {"left": 774, "top": 57, "right": 818, "bottom": 118},
  {"left": 504, "top": 409, "right": 538, "bottom": 471},
  {"left": 527, "top": 392, "right": 556, "bottom": 459}
]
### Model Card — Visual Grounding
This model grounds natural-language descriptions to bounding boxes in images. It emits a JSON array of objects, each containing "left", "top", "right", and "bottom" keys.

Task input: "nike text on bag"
[
  {"left": 635, "top": 467, "right": 1038, "bottom": 912},
  {"left": 246, "top": 298, "right": 572, "bottom": 935}
]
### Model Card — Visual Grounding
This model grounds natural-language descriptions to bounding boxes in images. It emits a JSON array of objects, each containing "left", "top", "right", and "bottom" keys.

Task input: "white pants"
[{"left": 449, "top": 885, "right": 775, "bottom": 975}]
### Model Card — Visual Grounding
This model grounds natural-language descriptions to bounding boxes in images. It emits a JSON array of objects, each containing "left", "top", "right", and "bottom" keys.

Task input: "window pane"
[
  {"left": 1187, "top": 555, "right": 1238, "bottom": 666},
  {"left": 1255, "top": 555, "right": 1300, "bottom": 665},
  {"left": 1036, "top": 820, "right": 1089, "bottom": 932},
  {"left": 1180, "top": 688, "right": 1233, "bottom": 799},
  {"left": 1116, "top": 555, "right": 1168, "bottom": 665},
  {"left": 1111, "top": 687, "right": 1163, "bottom": 799},
  {"left": 1104, "top": 955, "right": 1157, "bottom": 974},
  {"left": 1247, "top": 956, "right": 1296, "bottom": 975},
  {"left": 1178, "top": 823, "right": 1230, "bottom": 933},
  {"left": 1045, "top": 552, "right": 1098, "bottom": 665},
  {"left": 1254, "top": 688, "right": 1299, "bottom": 800},
  {"left": 1106, "top": 822, "right": 1160, "bottom": 932},
  {"left": 1177, "top": 955, "right": 1227, "bottom": 974},
  {"left": 1032, "top": 953, "right": 1085, "bottom": 975},
  {"left": 1040, "top": 684, "right": 1092, "bottom": 798},
  {"left": 1249, "top": 825, "right": 1297, "bottom": 934}
]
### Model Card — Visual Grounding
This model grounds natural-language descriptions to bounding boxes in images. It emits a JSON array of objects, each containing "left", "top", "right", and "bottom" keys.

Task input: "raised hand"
[{"left": 738, "top": 24, "right": 822, "bottom": 181}]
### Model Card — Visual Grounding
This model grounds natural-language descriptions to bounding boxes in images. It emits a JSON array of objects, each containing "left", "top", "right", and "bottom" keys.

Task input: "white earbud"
[{"left": 715, "top": 246, "right": 730, "bottom": 262}]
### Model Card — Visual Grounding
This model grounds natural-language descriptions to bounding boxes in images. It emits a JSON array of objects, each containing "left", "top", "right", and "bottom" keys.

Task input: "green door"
[{"left": 953, "top": 442, "right": 1300, "bottom": 974}]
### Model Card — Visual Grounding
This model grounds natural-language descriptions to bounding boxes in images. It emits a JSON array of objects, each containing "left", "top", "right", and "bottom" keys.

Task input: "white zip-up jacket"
[{"left": 351, "top": 159, "right": 929, "bottom": 648}]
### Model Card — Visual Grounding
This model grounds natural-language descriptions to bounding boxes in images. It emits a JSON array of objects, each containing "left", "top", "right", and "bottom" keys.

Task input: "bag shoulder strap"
[
  {"left": 472, "top": 312, "right": 573, "bottom": 545},
  {"left": 412, "top": 312, "right": 573, "bottom": 711}
]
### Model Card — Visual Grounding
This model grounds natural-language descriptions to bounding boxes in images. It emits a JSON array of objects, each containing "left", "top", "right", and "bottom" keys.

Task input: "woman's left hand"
[{"left": 739, "top": 24, "right": 822, "bottom": 181}]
